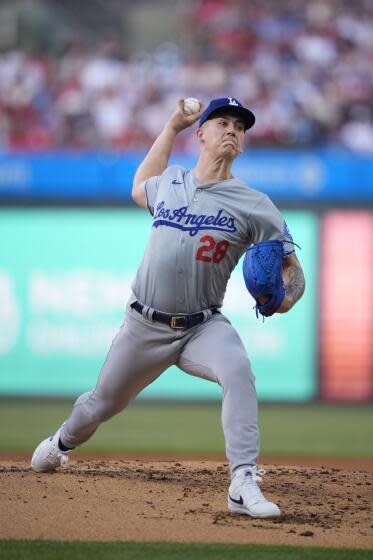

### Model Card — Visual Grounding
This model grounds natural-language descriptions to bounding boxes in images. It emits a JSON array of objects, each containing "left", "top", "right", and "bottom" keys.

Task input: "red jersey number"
[{"left": 196, "top": 235, "right": 230, "bottom": 263}]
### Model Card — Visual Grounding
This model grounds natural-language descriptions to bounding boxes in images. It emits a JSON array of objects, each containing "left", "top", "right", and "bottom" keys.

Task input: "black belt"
[{"left": 131, "top": 301, "right": 219, "bottom": 330}]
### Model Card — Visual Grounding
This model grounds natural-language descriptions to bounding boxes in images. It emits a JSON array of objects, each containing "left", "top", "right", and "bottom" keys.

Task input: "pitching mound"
[{"left": 0, "top": 460, "right": 372, "bottom": 549}]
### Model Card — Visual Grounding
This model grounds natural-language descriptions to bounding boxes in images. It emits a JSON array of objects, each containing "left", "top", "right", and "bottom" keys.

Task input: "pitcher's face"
[{"left": 197, "top": 113, "right": 245, "bottom": 160}]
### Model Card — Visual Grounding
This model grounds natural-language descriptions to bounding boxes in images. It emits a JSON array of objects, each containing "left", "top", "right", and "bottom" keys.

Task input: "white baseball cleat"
[
  {"left": 228, "top": 466, "right": 281, "bottom": 518},
  {"left": 31, "top": 426, "right": 71, "bottom": 473}
]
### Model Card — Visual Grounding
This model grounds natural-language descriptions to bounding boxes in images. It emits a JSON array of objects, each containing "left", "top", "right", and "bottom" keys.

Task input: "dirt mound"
[{"left": 0, "top": 459, "right": 372, "bottom": 549}]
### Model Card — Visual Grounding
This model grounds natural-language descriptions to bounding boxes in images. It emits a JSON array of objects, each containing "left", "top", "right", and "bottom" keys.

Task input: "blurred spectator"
[{"left": 0, "top": 0, "right": 372, "bottom": 153}]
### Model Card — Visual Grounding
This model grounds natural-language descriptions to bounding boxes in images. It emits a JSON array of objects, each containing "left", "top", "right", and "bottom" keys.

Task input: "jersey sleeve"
[
  {"left": 248, "top": 194, "right": 295, "bottom": 255},
  {"left": 144, "top": 176, "right": 160, "bottom": 216},
  {"left": 144, "top": 165, "right": 186, "bottom": 216}
]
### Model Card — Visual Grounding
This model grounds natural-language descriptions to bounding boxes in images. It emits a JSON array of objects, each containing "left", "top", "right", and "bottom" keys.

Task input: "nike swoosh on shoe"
[{"left": 229, "top": 495, "right": 244, "bottom": 505}]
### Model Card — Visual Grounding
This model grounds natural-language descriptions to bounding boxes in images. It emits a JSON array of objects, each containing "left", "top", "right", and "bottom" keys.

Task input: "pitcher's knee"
[
  {"left": 219, "top": 358, "right": 255, "bottom": 389},
  {"left": 91, "top": 395, "right": 128, "bottom": 423},
  {"left": 91, "top": 402, "right": 115, "bottom": 423}
]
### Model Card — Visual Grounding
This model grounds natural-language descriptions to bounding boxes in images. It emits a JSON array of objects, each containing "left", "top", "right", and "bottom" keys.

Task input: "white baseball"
[{"left": 183, "top": 98, "right": 201, "bottom": 116}]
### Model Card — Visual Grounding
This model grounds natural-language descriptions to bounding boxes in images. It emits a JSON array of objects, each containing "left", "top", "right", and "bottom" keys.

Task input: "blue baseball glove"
[{"left": 243, "top": 240, "right": 286, "bottom": 318}]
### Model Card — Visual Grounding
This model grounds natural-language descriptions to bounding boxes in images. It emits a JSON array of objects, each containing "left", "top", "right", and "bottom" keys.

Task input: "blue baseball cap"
[{"left": 199, "top": 97, "right": 255, "bottom": 131}]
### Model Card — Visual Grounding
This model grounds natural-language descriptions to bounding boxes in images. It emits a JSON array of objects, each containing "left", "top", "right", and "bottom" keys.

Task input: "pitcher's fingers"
[{"left": 184, "top": 102, "right": 205, "bottom": 124}]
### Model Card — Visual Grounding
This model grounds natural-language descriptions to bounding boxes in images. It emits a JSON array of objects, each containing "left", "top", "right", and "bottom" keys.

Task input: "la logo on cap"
[{"left": 228, "top": 97, "right": 239, "bottom": 106}]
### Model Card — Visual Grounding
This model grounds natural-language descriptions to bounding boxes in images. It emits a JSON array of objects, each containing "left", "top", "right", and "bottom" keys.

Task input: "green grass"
[
  {"left": 0, "top": 541, "right": 372, "bottom": 560},
  {"left": 0, "top": 400, "right": 372, "bottom": 458}
]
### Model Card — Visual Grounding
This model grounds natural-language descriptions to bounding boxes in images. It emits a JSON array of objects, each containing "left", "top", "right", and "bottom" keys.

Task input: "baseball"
[{"left": 183, "top": 98, "right": 201, "bottom": 116}]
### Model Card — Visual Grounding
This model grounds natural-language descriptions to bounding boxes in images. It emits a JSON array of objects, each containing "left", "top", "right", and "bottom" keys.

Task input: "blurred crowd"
[{"left": 0, "top": 0, "right": 372, "bottom": 153}]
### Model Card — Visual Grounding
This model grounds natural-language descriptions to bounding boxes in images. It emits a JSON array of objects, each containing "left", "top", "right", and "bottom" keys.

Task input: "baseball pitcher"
[{"left": 32, "top": 97, "right": 305, "bottom": 518}]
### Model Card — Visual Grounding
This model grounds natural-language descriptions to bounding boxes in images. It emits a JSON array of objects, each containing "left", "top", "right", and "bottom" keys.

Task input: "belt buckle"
[{"left": 171, "top": 316, "right": 185, "bottom": 329}]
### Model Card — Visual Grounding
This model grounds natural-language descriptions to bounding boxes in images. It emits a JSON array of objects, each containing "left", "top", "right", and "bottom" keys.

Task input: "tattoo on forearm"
[{"left": 286, "top": 266, "right": 305, "bottom": 303}]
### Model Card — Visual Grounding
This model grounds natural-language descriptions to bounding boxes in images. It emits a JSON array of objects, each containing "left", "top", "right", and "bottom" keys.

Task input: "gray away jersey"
[{"left": 131, "top": 165, "right": 294, "bottom": 314}]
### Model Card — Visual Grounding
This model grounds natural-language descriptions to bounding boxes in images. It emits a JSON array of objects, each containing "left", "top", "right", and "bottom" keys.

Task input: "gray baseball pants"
[{"left": 60, "top": 301, "right": 259, "bottom": 475}]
